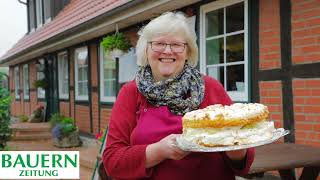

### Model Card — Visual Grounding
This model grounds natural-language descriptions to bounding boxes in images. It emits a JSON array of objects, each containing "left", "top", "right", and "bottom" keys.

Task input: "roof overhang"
[{"left": 0, "top": 0, "right": 200, "bottom": 66}]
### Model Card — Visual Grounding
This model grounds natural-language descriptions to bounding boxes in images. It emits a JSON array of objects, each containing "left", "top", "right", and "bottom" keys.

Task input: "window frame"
[
  {"left": 200, "top": 0, "right": 249, "bottom": 102},
  {"left": 74, "top": 46, "right": 89, "bottom": 101},
  {"left": 37, "top": 58, "right": 46, "bottom": 99},
  {"left": 14, "top": 66, "right": 20, "bottom": 100},
  {"left": 99, "top": 44, "right": 117, "bottom": 103},
  {"left": 58, "top": 51, "right": 69, "bottom": 100},
  {"left": 35, "top": 0, "right": 44, "bottom": 29},
  {"left": 23, "top": 64, "right": 30, "bottom": 100},
  {"left": 28, "top": 0, "right": 36, "bottom": 32},
  {"left": 43, "top": 0, "right": 52, "bottom": 23}
]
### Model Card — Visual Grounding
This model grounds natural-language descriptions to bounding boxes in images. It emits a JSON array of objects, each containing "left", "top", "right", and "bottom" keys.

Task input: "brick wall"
[
  {"left": 293, "top": 78, "right": 320, "bottom": 147},
  {"left": 292, "top": 0, "right": 320, "bottom": 64},
  {"left": 291, "top": 0, "right": 320, "bottom": 147},
  {"left": 259, "top": 81, "right": 283, "bottom": 129},
  {"left": 75, "top": 105, "right": 90, "bottom": 133},
  {"left": 259, "top": 0, "right": 281, "bottom": 69},
  {"left": 59, "top": 102, "right": 70, "bottom": 117},
  {"left": 69, "top": 48, "right": 75, "bottom": 119},
  {"left": 29, "top": 61, "right": 38, "bottom": 114},
  {"left": 100, "top": 108, "right": 112, "bottom": 132},
  {"left": 90, "top": 43, "right": 100, "bottom": 134}
]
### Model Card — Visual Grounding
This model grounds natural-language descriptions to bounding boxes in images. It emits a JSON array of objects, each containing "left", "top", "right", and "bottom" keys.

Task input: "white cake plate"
[{"left": 176, "top": 128, "right": 290, "bottom": 152}]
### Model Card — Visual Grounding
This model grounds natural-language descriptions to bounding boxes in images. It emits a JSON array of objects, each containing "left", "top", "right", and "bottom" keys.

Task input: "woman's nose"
[{"left": 162, "top": 44, "right": 173, "bottom": 54}]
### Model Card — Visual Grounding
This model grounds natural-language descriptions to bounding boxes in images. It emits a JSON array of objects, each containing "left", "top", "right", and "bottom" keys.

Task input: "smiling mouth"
[{"left": 159, "top": 58, "right": 176, "bottom": 63}]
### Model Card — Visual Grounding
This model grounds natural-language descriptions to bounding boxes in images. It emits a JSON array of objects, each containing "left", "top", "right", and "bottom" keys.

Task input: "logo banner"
[{"left": 0, "top": 151, "right": 79, "bottom": 179}]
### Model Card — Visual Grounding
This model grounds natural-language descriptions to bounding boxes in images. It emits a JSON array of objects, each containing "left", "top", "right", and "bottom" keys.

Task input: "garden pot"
[
  {"left": 53, "top": 130, "right": 82, "bottom": 148},
  {"left": 110, "top": 49, "right": 124, "bottom": 59}
]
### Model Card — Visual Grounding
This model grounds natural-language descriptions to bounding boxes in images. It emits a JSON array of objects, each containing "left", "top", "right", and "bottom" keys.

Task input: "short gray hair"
[{"left": 136, "top": 11, "right": 198, "bottom": 67}]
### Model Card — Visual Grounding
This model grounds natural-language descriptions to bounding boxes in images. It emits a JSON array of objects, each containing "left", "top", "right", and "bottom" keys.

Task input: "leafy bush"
[
  {"left": 49, "top": 113, "right": 64, "bottom": 128},
  {"left": 19, "top": 115, "right": 29, "bottom": 122},
  {"left": 0, "top": 75, "right": 11, "bottom": 150}
]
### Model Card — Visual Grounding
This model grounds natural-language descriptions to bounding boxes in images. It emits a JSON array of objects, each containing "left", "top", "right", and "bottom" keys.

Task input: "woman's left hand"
[{"left": 225, "top": 149, "right": 247, "bottom": 161}]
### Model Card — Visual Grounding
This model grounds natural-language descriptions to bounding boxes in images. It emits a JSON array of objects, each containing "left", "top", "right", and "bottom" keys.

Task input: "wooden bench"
[{"left": 248, "top": 143, "right": 320, "bottom": 180}]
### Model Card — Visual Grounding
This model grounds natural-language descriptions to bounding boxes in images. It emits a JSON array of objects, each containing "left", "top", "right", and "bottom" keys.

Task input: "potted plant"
[
  {"left": 50, "top": 113, "right": 82, "bottom": 148},
  {"left": 33, "top": 79, "right": 47, "bottom": 89},
  {"left": 101, "top": 32, "right": 132, "bottom": 58},
  {"left": 28, "top": 105, "right": 44, "bottom": 123}
]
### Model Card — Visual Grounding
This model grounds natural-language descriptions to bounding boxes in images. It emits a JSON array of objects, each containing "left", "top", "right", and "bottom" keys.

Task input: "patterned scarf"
[{"left": 136, "top": 64, "right": 205, "bottom": 115}]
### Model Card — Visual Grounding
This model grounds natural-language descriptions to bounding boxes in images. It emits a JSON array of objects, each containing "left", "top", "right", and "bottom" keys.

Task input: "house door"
[{"left": 45, "top": 55, "right": 59, "bottom": 120}]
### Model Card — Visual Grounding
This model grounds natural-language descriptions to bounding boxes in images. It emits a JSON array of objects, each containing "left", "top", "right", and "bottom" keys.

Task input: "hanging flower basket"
[
  {"left": 101, "top": 32, "right": 132, "bottom": 59},
  {"left": 110, "top": 49, "right": 124, "bottom": 59},
  {"left": 33, "top": 79, "right": 47, "bottom": 89}
]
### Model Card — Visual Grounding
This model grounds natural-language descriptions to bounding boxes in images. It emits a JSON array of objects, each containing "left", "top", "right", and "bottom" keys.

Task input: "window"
[
  {"left": 44, "top": 0, "right": 52, "bottom": 23},
  {"left": 36, "top": 0, "right": 43, "bottom": 28},
  {"left": 99, "top": 45, "right": 117, "bottom": 102},
  {"left": 28, "top": 0, "right": 36, "bottom": 31},
  {"left": 14, "top": 66, "right": 20, "bottom": 99},
  {"left": 75, "top": 47, "right": 88, "bottom": 101},
  {"left": 58, "top": 51, "right": 69, "bottom": 99},
  {"left": 200, "top": 0, "right": 248, "bottom": 101},
  {"left": 37, "top": 59, "right": 45, "bottom": 99},
  {"left": 119, "top": 48, "right": 138, "bottom": 85},
  {"left": 23, "top": 64, "right": 30, "bottom": 100}
]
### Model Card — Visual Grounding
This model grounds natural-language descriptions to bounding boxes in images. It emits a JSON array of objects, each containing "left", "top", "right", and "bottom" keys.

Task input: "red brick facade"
[
  {"left": 292, "top": 0, "right": 320, "bottom": 64},
  {"left": 293, "top": 78, "right": 320, "bottom": 146},
  {"left": 259, "top": 0, "right": 320, "bottom": 148},
  {"left": 259, "top": 81, "right": 283, "bottom": 129},
  {"left": 259, "top": 0, "right": 281, "bottom": 69},
  {"left": 7, "top": 1, "right": 320, "bottom": 150}
]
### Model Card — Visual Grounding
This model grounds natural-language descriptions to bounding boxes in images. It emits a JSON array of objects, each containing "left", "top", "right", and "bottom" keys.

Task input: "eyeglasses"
[{"left": 149, "top": 41, "right": 187, "bottom": 53}]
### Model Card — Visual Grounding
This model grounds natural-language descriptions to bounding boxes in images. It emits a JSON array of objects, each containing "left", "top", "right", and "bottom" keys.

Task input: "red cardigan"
[{"left": 103, "top": 75, "right": 254, "bottom": 180}]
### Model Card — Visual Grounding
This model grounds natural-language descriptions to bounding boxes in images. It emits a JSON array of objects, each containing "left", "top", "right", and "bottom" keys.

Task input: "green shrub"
[
  {"left": 19, "top": 115, "right": 29, "bottom": 122},
  {"left": 0, "top": 75, "right": 11, "bottom": 150},
  {"left": 49, "top": 113, "right": 64, "bottom": 129}
]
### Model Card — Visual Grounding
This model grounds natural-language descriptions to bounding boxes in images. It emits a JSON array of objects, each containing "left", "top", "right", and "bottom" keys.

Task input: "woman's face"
[{"left": 147, "top": 34, "right": 188, "bottom": 81}]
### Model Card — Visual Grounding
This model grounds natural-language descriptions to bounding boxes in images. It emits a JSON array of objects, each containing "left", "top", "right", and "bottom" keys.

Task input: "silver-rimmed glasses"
[{"left": 149, "top": 41, "right": 187, "bottom": 53}]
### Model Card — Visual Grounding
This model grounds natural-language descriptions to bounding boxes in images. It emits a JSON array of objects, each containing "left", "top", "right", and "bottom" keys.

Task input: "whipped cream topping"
[
  {"left": 184, "top": 103, "right": 268, "bottom": 121},
  {"left": 183, "top": 121, "right": 275, "bottom": 146}
]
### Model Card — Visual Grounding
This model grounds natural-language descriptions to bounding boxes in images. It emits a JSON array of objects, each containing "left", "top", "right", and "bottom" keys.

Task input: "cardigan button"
[{"left": 144, "top": 108, "right": 147, "bottom": 112}]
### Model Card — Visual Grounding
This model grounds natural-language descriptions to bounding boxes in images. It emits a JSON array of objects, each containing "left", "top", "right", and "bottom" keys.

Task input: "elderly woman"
[{"left": 103, "top": 12, "right": 254, "bottom": 180}]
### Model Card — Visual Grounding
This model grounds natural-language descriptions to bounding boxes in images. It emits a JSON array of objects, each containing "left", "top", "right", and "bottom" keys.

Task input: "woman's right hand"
[{"left": 145, "top": 134, "right": 189, "bottom": 168}]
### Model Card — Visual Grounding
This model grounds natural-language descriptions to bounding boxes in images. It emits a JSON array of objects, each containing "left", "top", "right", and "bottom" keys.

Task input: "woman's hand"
[
  {"left": 146, "top": 134, "right": 189, "bottom": 168},
  {"left": 225, "top": 149, "right": 247, "bottom": 161}
]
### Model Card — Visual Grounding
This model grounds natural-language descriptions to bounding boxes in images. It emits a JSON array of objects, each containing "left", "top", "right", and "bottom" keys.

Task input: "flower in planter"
[
  {"left": 101, "top": 32, "right": 132, "bottom": 58},
  {"left": 52, "top": 124, "right": 62, "bottom": 139},
  {"left": 95, "top": 132, "right": 103, "bottom": 142},
  {"left": 49, "top": 114, "right": 82, "bottom": 148},
  {"left": 28, "top": 105, "right": 44, "bottom": 123}
]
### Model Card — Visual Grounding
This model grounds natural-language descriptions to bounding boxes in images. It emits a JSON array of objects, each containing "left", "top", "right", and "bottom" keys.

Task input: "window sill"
[
  {"left": 100, "top": 102, "right": 114, "bottom": 108},
  {"left": 75, "top": 101, "right": 90, "bottom": 106},
  {"left": 59, "top": 98, "right": 70, "bottom": 102}
]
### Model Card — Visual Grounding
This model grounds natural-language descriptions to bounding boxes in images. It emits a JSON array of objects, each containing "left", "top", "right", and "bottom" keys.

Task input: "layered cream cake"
[{"left": 182, "top": 103, "right": 275, "bottom": 147}]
